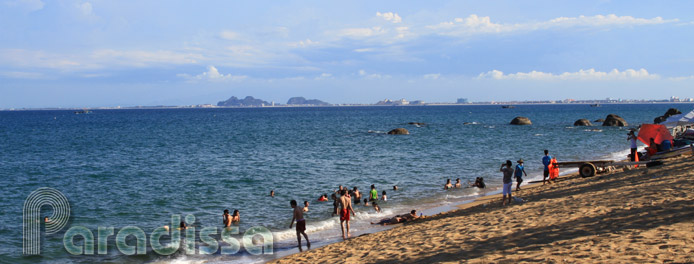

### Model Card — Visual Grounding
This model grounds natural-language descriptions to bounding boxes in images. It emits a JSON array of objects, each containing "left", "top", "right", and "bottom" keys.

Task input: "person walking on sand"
[
  {"left": 514, "top": 159, "right": 527, "bottom": 191},
  {"left": 289, "top": 200, "right": 310, "bottom": 251},
  {"left": 628, "top": 130, "right": 638, "bottom": 162},
  {"left": 500, "top": 160, "right": 514, "bottom": 206},
  {"left": 338, "top": 189, "right": 356, "bottom": 239},
  {"left": 370, "top": 185, "right": 378, "bottom": 202},
  {"left": 542, "top": 150, "right": 552, "bottom": 185}
]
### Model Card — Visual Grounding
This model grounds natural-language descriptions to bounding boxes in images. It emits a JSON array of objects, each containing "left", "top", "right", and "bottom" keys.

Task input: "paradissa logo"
[{"left": 23, "top": 187, "right": 273, "bottom": 256}]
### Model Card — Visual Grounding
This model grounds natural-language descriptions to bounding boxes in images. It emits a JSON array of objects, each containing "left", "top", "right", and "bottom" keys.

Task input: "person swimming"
[
  {"left": 455, "top": 178, "right": 461, "bottom": 188},
  {"left": 303, "top": 201, "right": 309, "bottom": 212},
  {"left": 444, "top": 179, "right": 453, "bottom": 190},
  {"left": 318, "top": 194, "right": 328, "bottom": 201},
  {"left": 223, "top": 209, "right": 231, "bottom": 227},
  {"left": 231, "top": 210, "right": 240, "bottom": 223}
]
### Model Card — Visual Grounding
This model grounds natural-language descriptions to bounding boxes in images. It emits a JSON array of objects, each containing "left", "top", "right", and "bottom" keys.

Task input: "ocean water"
[{"left": 1, "top": 104, "right": 691, "bottom": 263}]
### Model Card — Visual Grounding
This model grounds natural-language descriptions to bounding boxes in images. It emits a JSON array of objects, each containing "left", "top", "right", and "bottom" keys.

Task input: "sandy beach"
[{"left": 272, "top": 154, "right": 694, "bottom": 263}]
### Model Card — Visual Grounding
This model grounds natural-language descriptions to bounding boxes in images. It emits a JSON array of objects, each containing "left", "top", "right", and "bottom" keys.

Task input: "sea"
[{"left": 1, "top": 103, "right": 691, "bottom": 263}]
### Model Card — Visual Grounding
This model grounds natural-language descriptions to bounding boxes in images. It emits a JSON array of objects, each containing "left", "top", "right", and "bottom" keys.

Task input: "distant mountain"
[
  {"left": 217, "top": 96, "right": 270, "bottom": 107},
  {"left": 286, "top": 97, "right": 330, "bottom": 106}
]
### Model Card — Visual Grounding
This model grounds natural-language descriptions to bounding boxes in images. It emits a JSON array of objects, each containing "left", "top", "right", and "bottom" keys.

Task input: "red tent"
[{"left": 637, "top": 124, "right": 674, "bottom": 146}]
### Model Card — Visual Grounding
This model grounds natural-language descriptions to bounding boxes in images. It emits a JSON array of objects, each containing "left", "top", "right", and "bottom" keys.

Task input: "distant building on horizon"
[{"left": 457, "top": 98, "right": 469, "bottom": 104}]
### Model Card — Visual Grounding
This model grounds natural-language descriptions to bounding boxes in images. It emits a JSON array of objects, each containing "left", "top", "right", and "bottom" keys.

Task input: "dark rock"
[
  {"left": 665, "top": 108, "right": 682, "bottom": 116},
  {"left": 510, "top": 116, "right": 532, "bottom": 125},
  {"left": 217, "top": 96, "right": 270, "bottom": 107},
  {"left": 573, "top": 119, "right": 593, "bottom": 126},
  {"left": 408, "top": 122, "right": 426, "bottom": 126},
  {"left": 654, "top": 108, "right": 682, "bottom": 124},
  {"left": 654, "top": 116, "right": 668, "bottom": 124},
  {"left": 286, "top": 97, "right": 329, "bottom": 106},
  {"left": 594, "top": 119, "right": 605, "bottom": 123},
  {"left": 387, "top": 128, "right": 410, "bottom": 135},
  {"left": 602, "top": 114, "right": 628, "bottom": 126}
]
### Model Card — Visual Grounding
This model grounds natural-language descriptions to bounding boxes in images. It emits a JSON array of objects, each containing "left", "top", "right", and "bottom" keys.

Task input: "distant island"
[
  {"left": 217, "top": 96, "right": 270, "bottom": 107},
  {"left": 286, "top": 97, "right": 329, "bottom": 106}
]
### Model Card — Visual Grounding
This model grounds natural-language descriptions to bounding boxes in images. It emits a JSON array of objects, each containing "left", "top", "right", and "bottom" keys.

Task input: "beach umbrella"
[
  {"left": 637, "top": 124, "right": 674, "bottom": 146},
  {"left": 661, "top": 109, "right": 694, "bottom": 128}
]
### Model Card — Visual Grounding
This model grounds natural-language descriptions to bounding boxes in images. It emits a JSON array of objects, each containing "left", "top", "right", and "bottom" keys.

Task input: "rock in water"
[
  {"left": 654, "top": 108, "right": 682, "bottom": 124},
  {"left": 654, "top": 116, "right": 668, "bottom": 124},
  {"left": 602, "top": 114, "right": 628, "bottom": 126},
  {"left": 387, "top": 128, "right": 410, "bottom": 135},
  {"left": 594, "top": 119, "right": 605, "bottom": 123},
  {"left": 510, "top": 117, "right": 532, "bottom": 125},
  {"left": 665, "top": 108, "right": 682, "bottom": 116},
  {"left": 573, "top": 119, "right": 593, "bottom": 126}
]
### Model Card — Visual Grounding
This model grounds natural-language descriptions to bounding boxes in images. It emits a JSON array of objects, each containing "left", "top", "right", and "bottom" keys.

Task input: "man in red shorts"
[{"left": 338, "top": 189, "right": 356, "bottom": 239}]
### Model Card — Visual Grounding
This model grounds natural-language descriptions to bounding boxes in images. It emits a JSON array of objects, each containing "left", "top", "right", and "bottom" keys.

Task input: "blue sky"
[{"left": 1, "top": 0, "right": 693, "bottom": 108}]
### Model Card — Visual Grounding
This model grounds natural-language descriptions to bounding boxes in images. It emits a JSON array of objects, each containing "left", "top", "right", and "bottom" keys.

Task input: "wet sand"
[{"left": 271, "top": 154, "right": 694, "bottom": 263}]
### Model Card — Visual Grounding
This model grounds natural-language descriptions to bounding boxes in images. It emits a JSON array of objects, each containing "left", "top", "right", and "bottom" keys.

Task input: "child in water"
[{"left": 381, "top": 191, "right": 387, "bottom": 201}]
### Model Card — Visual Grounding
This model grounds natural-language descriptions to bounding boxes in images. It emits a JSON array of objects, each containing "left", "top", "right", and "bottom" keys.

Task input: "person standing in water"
[
  {"left": 370, "top": 185, "right": 378, "bottom": 202},
  {"left": 338, "top": 189, "right": 356, "bottom": 239},
  {"left": 542, "top": 150, "right": 552, "bottom": 185},
  {"left": 223, "top": 209, "right": 231, "bottom": 227},
  {"left": 500, "top": 160, "right": 514, "bottom": 206},
  {"left": 352, "top": 187, "right": 362, "bottom": 205},
  {"left": 289, "top": 200, "right": 310, "bottom": 251},
  {"left": 514, "top": 159, "right": 527, "bottom": 191}
]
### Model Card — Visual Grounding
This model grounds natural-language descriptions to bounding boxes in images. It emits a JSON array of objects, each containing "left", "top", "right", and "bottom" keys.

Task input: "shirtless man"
[
  {"left": 223, "top": 209, "right": 232, "bottom": 227},
  {"left": 454, "top": 178, "right": 462, "bottom": 188},
  {"left": 289, "top": 200, "right": 310, "bottom": 251},
  {"left": 352, "top": 187, "right": 362, "bottom": 205},
  {"left": 338, "top": 189, "right": 356, "bottom": 239}
]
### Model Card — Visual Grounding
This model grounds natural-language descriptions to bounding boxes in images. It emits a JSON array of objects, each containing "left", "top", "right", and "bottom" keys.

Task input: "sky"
[{"left": 1, "top": 0, "right": 694, "bottom": 108}]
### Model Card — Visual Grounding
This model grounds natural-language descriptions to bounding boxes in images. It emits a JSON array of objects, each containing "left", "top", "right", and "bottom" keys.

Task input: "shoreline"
[
  {"left": 270, "top": 154, "right": 694, "bottom": 263},
  {"left": 2, "top": 102, "right": 694, "bottom": 111}
]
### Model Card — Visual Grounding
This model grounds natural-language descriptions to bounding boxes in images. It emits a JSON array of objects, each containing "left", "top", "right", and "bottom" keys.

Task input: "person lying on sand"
[{"left": 370, "top": 210, "right": 420, "bottom": 225}]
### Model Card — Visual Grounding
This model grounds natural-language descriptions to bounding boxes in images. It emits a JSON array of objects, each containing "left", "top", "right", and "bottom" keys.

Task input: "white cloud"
[
  {"left": 358, "top": 69, "right": 389, "bottom": 79},
  {"left": 377, "top": 12, "right": 402, "bottom": 23},
  {"left": 0, "top": 71, "right": 45, "bottom": 79},
  {"left": 337, "top": 26, "right": 386, "bottom": 38},
  {"left": 315, "top": 73, "right": 333, "bottom": 80},
  {"left": 220, "top": 30, "right": 241, "bottom": 40},
  {"left": 4, "top": 0, "right": 44, "bottom": 12},
  {"left": 477, "top": 68, "right": 660, "bottom": 80},
  {"left": 91, "top": 49, "right": 202, "bottom": 67},
  {"left": 178, "top": 66, "right": 247, "bottom": 82},
  {"left": 423, "top": 73, "right": 441, "bottom": 80},
  {"left": 293, "top": 39, "right": 318, "bottom": 48},
  {"left": 77, "top": 2, "right": 93, "bottom": 16},
  {"left": 430, "top": 14, "right": 678, "bottom": 37}
]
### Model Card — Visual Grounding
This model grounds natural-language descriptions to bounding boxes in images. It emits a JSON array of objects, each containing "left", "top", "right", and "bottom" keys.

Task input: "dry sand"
[{"left": 271, "top": 154, "right": 694, "bottom": 263}]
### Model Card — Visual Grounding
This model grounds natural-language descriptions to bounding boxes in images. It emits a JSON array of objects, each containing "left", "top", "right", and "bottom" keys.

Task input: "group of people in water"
[
  {"left": 444, "top": 177, "right": 487, "bottom": 190},
  {"left": 285, "top": 184, "right": 422, "bottom": 251}
]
